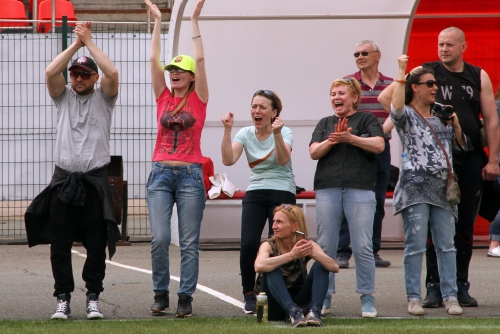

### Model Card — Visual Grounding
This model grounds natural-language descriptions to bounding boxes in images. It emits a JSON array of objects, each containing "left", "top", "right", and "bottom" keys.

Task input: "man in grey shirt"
[{"left": 24, "top": 21, "right": 119, "bottom": 320}]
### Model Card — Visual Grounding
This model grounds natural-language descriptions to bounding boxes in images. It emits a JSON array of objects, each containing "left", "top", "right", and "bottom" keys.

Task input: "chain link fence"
[{"left": 1, "top": 23, "right": 169, "bottom": 242}]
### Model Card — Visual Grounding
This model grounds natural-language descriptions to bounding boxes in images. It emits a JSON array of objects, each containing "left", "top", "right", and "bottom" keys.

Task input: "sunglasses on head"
[
  {"left": 69, "top": 71, "right": 96, "bottom": 80},
  {"left": 415, "top": 80, "right": 438, "bottom": 88},
  {"left": 254, "top": 89, "right": 275, "bottom": 100},
  {"left": 353, "top": 51, "right": 378, "bottom": 58},
  {"left": 167, "top": 67, "right": 188, "bottom": 74},
  {"left": 283, "top": 204, "right": 293, "bottom": 212}
]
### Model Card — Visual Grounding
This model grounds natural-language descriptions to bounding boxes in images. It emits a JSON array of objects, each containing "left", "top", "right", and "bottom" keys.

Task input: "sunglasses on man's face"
[
  {"left": 167, "top": 67, "right": 188, "bottom": 74},
  {"left": 353, "top": 51, "right": 378, "bottom": 58},
  {"left": 70, "top": 71, "right": 96, "bottom": 80},
  {"left": 415, "top": 80, "right": 438, "bottom": 88}
]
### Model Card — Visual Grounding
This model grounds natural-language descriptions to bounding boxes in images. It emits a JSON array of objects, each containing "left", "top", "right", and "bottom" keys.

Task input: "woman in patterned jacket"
[{"left": 384, "top": 55, "right": 465, "bottom": 316}]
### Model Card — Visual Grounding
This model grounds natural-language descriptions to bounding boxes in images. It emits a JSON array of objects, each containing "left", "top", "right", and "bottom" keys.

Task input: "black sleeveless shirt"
[{"left": 423, "top": 61, "right": 482, "bottom": 151}]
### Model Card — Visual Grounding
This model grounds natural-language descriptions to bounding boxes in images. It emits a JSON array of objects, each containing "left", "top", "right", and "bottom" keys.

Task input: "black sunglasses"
[
  {"left": 415, "top": 80, "right": 438, "bottom": 88},
  {"left": 69, "top": 71, "right": 96, "bottom": 80},
  {"left": 254, "top": 89, "right": 275, "bottom": 100},
  {"left": 353, "top": 51, "right": 378, "bottom": 58},
  {"left": 253, "top": 90, "right": 277, "bottom": 108}
]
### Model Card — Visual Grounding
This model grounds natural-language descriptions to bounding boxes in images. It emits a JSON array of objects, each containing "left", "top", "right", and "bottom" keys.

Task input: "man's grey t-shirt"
[
  {"left": 53, "top": 86, "right": 117, "bottom": 172},
  {"left": 310, "top": 112, "right": 383, "bottom": 191}
]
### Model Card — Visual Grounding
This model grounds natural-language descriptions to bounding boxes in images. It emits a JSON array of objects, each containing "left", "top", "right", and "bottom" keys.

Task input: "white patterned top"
[{"left": 391, "top": 104, "right": 458, "bottom": 218}]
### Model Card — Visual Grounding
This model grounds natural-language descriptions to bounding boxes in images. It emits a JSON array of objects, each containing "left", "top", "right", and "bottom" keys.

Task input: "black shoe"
[
  {"left": 86, "top": 293, "right": 103, "bottom": 320},
  {"left": 288, "top": 306, "right": 307, "bottom": 328},
  {"left": 336, "top": 253, "right": 350, "bottom": 269},
  {"left": 457, "top": 282, "right": 478, "bottom": 307},
  {"left": 305, "top": 307, "right": 323, "bottom": 327},
  {"left": 421, "top": 283, "right": 443, "bottom": 308},
  {"left": 51, "top": 293, "right": 71, "bottom": 320},
  {"left": 176, "top": 293, "right": 192, "bottom": 317},
  {"left": 243, "top": 291, "right": 256, "bottom": 314},
  {"left": 374, "top": 254, "right": 391, "bottom": 267},
  {"left": 151, "top": 290, "right": 169, "bottom": 315}
]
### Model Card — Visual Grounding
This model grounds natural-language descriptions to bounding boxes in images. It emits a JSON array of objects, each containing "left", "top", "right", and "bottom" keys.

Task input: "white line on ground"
[{"left": 71, "top": 249, "right": 244, "bottom": 309}]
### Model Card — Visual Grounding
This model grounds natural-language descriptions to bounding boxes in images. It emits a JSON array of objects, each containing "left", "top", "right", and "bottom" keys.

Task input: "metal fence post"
[{"left": 62, "top": 16, "right": 68, "bottom": 82}]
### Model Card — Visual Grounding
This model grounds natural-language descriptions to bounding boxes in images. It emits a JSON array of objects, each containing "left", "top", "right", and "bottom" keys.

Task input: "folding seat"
[
  {"left": 37, "top": 0, "right": 76, "bottom": 33},
  {"left": 0, "top": 0, "right": 30, "bottom": 29}
]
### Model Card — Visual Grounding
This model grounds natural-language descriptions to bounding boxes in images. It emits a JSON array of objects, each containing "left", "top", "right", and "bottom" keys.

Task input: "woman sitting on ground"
[{"left": 254, "top": 204, "right": 339, "bottom": 327}]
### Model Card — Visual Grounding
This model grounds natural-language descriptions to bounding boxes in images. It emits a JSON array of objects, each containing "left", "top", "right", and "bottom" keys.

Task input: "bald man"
[{"left": 421, "top": 27, "right": 500, "bottom": 308}]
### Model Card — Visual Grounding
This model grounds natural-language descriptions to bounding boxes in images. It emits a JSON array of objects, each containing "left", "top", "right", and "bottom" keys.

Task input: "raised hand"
[
  {"left": 144, "top": 0, "right": 162, "bottom": 20},
  {"left": 73, "top": 21, "right": 92, "bottom": 46},
  {"left": 271, "top": 117, "right": 284, "bottom": 134},
  {"left": 191, "top": 0, "right": 206, "bottom": 21},
  {"left": 398, "top": 54, "right": 409, "bottom": 72},
  {"left": 221, "top": 112, "right": 234, "bottom": 129}
]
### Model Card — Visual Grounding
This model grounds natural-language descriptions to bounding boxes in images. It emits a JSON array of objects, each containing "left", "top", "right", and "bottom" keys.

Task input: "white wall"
[{"left": 169, "top": 0, "right": 417, "bottom": 191}]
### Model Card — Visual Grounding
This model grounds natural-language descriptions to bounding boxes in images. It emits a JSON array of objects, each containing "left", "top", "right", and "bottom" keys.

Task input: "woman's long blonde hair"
[
  {"left": 172, "top": 81, "right": 195, "bottom": 115},
  {"left": 271, "top": 204, "right": 308, "bottom": 255}
]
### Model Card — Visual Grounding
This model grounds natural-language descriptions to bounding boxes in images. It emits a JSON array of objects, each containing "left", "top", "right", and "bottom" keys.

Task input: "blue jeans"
[
  {"left": 316, "top": 187, "right": 376, "bottom": 294},
  {"left": 338, "top": 140, "right": 391, "bottom": 257},
  {"left": 261, "top": 262, "right": 328, "bottom": 321},
  {"left": 147, "top": 162, "right": 206, "bottom": 297},
  {"left": 402, "top": 203, "right": 457, "bottom": 301},
  {"left": 491, "top": 210, "right": 500, "bottom": 241},
  {"left": 426, "top": 150, "right": 484, "bottom": 284}
]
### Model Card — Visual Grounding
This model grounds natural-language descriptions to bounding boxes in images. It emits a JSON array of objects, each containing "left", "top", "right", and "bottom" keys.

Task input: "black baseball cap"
[{"left": 68, "top": 56, "right": 98, "bottom": 73}]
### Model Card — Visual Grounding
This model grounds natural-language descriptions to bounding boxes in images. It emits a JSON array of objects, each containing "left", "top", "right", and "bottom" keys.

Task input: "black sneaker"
[
  {"left": 51, "top": 293, "right": 71, "bottom": 320},
  {"left": 86, "top": 293, "right": 103, "bottom": 320},
  {"left": 151, "top": 290, "right": 169, "bottom": 315},
  {"left": 374, "top": 254, "right": 391, "bottom": 267},
  {"left": 176, "top": 293, "right": 192, "bottom": 317},
  {"left": 305, "top": 307, "right": 323, "bottom": 327},
  {"left": 336, "top": 253, "right": 350, "bottom": 269},
  {"left": 288, "top": 306, "right": 307, "bottom": 328},
  {"left": 243, "top": 291, "right": 256, "bottom": 314},
  {"left": 457, "top": 282, "right": 478, "bottom": 307},
  {"left": 421, "top": 283, "right": 443, "bottom": 308}
]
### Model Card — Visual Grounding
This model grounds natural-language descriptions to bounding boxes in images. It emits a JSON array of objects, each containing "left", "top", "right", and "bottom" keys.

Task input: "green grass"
[{"left": 2, "top": 318, "right": 500, "bottom": 333}]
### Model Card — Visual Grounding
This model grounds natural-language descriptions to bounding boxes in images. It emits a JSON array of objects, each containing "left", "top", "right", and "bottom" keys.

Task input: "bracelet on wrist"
[
  {"left": 192, "top": 34, "right": 201, "bottom": 40},
  {"left": 395, "top": 79, "right": 407, "bottom": 84}
]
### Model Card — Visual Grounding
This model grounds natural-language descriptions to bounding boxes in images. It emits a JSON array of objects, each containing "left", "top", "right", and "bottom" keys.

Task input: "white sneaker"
[
  {"left": 51, "top": 294, "right": 71, "bottom": 320},
  {"left": 487, "top": 246, "right": 500, "bottom": 257},
  {"left": 321, "top": 294, "right": 332, "bottom": 315},
  {"left": 445, "top": 297, "right": 463, "bottom": 315},
  {"left": 86, "top": 293, "right": 104, "bottom": 319},
  {"left": 408, "top": 298, "right": 424, "bottom": 316}
]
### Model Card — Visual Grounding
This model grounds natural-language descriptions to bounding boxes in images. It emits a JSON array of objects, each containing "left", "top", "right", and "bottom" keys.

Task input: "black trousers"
[
  {"left": 426, "top": 151, "right": 484, "bottom": 284},
  {"left": 240, "top": 189, "right": 296, "bottom": 294},
  {"left": 49, "top": 180, "right": 107, "bottom": 297}
]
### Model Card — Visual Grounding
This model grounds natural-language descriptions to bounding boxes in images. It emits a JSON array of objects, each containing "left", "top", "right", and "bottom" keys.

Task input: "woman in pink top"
[{"left": 144, "top": 0, "right": 208, "bottom": 318}]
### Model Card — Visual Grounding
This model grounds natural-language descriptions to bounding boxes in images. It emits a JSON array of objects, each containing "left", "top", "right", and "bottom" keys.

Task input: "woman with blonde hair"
[
  {"left": 310, "top": 78, "right": 385, "bottom": 317},
  {"left": 254, "top": 204, "right": 338, "bottom": 327}
]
